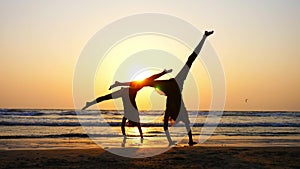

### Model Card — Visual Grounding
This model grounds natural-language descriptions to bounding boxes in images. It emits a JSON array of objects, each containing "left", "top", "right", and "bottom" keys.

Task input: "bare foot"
[
  {"left": 82, "top": 102, "right": 91, "bottom": 110},
  {"left": 168, "top": 141, "right": 177, "bottom": 147},
  {"left": 205, "top": 30, "right": 214, "bottom": 36},
  {"left": 164, "top": 69, "right": 173, "bottom": 74},
  {"left": 188, "top": 141, "right": 197, "bottom": 146}
]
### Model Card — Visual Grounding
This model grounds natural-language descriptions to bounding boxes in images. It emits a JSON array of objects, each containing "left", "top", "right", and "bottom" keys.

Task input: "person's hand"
[
  {"left": 163, "top": 69, "right": 172, "bottom": 74},
  {"left": 109, "top": 81, "right": 120, "bottom": 90}
]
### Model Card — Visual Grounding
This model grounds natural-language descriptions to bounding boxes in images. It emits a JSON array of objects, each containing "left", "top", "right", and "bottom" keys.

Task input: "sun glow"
[{"left": 131, "top": 70, "right": 153, "bottom": 81}]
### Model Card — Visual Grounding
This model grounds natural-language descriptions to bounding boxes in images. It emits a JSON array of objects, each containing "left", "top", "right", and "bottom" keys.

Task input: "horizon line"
[{"left": 0, "top": 107, "right": 299, "bottom": 112}]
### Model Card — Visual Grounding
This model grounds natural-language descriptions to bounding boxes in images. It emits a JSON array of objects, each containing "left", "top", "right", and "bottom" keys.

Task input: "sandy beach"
[{"left": 0, "top": 146, "right": 299, "bottom": 169}]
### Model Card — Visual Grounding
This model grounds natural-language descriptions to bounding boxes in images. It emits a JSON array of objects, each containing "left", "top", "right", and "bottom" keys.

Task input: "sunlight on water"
[{"left": 0, "top": 109, "right": 299, "bottom": 149}]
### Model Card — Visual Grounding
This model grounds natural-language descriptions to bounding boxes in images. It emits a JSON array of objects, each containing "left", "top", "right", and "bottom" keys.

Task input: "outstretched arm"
[
  {"left": 144, "top": 69, "right": 172, "bottom": 82},
  {"left": 109, "top": 69, "right": 172, "bottom": 90},
  {"left": 109, "top": 81, "right": 130, "bottom": 90}
]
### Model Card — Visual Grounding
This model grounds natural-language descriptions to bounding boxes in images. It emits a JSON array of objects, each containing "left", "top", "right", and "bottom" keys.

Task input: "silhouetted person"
[
  {"left": 82, "top": 69, "right": 172, "bottom": 139},
  {"left": 110, "top": 30, "right": 214, "bottom": 146}
]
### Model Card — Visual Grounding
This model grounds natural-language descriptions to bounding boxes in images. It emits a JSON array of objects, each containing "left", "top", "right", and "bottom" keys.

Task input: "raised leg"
[
  {"left": 82, "top": 94, "right": 113, "bottom": 110},
  {"left": 175, "top": 31, "right": 213, "bottom": 90},
  {"left": 82, "top": 89, "right": 123, "bottom": 110}
]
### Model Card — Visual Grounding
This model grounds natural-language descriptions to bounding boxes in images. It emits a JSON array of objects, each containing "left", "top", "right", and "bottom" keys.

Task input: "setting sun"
[{"left": 131, "top": 69, "right": 154, "bottom": 81}]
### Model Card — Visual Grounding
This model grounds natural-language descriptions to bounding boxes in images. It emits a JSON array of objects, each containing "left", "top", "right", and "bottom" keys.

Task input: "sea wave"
[
  {"left": 0, "top": 121, "right": 299, "bottom": 127},
  {"left": 0, "top": 109, "right": 299, "bottom": 117},
  {"left": 0, "top": 111, "right": 45, "bottom": 116},
  {"left": 1, "top": 108, "right": 300, "bottom": 117},
  {"left": 1, "top": 131, "right": 299, "bottom": 139},
  {"left": 0, "top": 133, "right": 118, "bottom": 139}
]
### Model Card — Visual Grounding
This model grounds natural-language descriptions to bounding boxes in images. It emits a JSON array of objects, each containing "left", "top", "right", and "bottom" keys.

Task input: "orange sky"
[{"left": 0, "top": 1, "right": 299, "bottom": 111}]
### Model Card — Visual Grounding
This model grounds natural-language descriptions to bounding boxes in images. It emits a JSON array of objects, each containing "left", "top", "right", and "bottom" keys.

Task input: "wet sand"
[{"left": 0, "top": 147, "right": 299, "bottom": 169}]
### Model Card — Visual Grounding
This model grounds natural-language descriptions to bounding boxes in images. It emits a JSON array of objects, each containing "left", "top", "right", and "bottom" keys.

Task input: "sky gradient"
[{"left": 0, "top": 0, "right": 299, "bottom": 111}]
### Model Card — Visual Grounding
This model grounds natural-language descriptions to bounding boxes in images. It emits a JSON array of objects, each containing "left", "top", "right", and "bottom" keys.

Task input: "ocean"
[{"left": 0, "top": 109, "right": 299, "bottom": 150}]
